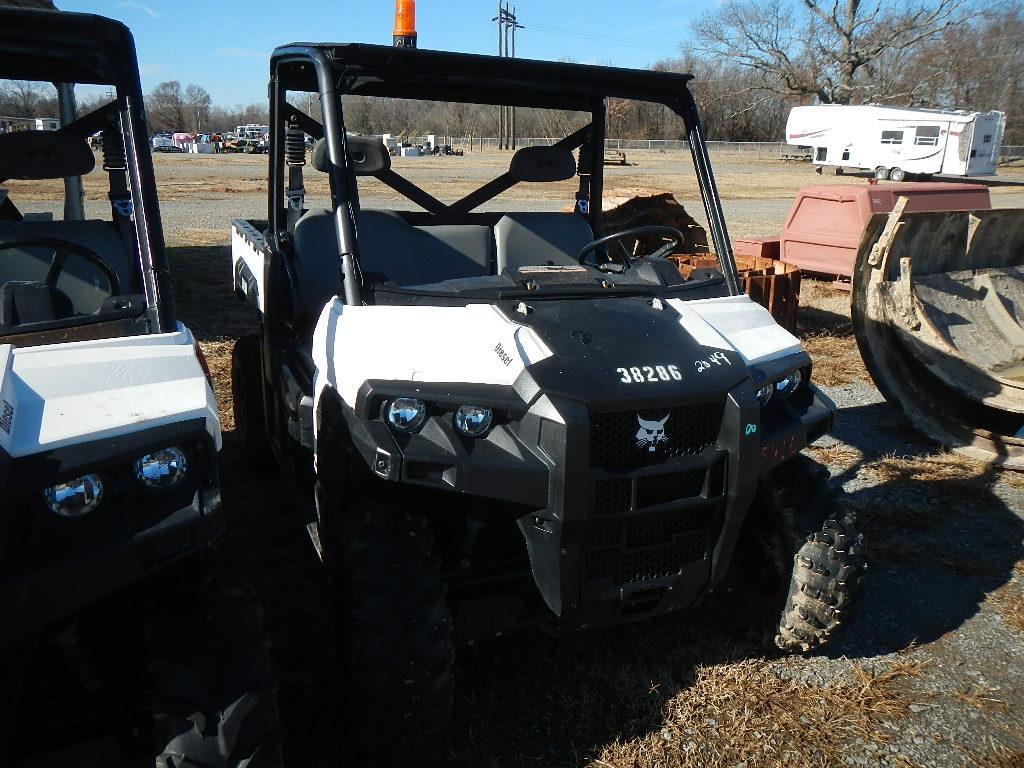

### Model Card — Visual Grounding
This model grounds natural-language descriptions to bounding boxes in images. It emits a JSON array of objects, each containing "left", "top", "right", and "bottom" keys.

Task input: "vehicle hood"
[
  {"left": 0, "top": 325, "right": 220, "bottom": 459},
  {"left": 313, "top": 294, "right": 803, "bottom": 409}
]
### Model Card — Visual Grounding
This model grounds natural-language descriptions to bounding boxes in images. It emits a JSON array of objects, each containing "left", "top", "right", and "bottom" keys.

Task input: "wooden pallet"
[{"left": 671, "top": 254, "right": 801, "bottom": 333}]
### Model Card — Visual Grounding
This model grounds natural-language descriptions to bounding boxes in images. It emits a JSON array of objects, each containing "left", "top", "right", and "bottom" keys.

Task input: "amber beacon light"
[{"left": 393, "top": 0, "right": 417, "bottom": 48}]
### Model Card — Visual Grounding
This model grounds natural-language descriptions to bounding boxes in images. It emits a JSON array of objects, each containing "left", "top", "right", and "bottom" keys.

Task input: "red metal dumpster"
[{"left": 779, "top": 182, "right": 991, "bottom": 278}]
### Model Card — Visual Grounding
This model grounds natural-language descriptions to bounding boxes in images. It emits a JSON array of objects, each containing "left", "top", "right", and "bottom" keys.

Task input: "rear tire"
[
  {"left": 888, "top": 167, "right": 906, "bottom": 182},
  {"left": 231, "top": 334, "right": 273, "bottom": 469},
  {"left": 326, "top": 500, "right": 455, "bottom": 748},
  {"left": 149, "top": 575, "right": 283, "bottom": 768},
  {"left": 873, "top": 166, "right": 889, "bottom": 181}
]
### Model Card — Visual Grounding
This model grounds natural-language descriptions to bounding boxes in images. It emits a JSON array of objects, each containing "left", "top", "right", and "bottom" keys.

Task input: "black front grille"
[
  {"left": 590, "top": 402, "right": 724, "bottom": 471},
  {"left": 584, "top": 507, "right": 712, "bottom": 585},
  {"left": 635, "top": 468, "right": 707, "bottom": 508}
]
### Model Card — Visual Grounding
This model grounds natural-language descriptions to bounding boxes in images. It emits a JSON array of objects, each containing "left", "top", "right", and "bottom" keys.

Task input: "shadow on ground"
[{"left": 816, "top": 399, "right": 1024, "bottom": 659}]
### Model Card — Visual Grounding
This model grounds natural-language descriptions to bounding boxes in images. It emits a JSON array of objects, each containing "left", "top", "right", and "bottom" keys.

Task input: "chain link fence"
[{"left": 449, "top": 137, "right": 795, "bottom": 156}]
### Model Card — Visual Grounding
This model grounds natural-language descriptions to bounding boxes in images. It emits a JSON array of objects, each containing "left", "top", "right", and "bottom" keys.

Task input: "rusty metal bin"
[
  {"left": 672, "top": 255, "right": 802, "bottom": 333},
  {"left": 780, "top": 182, "right": 991, "bottom": 278}
]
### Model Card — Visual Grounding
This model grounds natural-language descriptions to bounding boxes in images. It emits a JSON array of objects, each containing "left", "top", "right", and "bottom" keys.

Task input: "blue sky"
[{"left": 54, "top": 0, "right": 699, "bottom": 106}]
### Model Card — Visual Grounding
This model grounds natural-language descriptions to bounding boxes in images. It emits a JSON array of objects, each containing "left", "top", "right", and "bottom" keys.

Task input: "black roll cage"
[
  {"left": 265, "top": 43, "right": 739, "bottom": 309},
  {"left": 0, "top": 8, "right": 175, "bottom": 333}
]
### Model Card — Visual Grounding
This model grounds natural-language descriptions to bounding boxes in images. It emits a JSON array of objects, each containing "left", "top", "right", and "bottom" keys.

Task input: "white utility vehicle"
[
  {"left": 0, "top": 9, "right": 280, "bottom": 765},
  {"left": 786, "top": 104, "right": 1005, "bottom": 180},
  {"left": 229, "top": 42, "right": 865, "bottom": 744}
]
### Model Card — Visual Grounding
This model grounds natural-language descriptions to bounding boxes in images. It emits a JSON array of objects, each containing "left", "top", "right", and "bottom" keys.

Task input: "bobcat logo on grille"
[{"left": 635, "top": 414, "right": 669, "bottom": 452}]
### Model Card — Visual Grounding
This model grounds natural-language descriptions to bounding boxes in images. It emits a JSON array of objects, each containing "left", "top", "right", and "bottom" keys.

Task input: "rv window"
[
  {"left": 881, "top": 130, "right": 903, "bottom": 145},
  {"left": 983, "top": 134, "right": 993, "bottom": 143},
  {"left": 914, "top": 126, "right": 941, "bottom": 146}
]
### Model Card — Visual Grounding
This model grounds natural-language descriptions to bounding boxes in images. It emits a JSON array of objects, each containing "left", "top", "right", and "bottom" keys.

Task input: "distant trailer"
[
  {"left": 0, "top": 115, "right": 58, "bottom": 132},
  {"left": 785, "top": 104, "right": 1005, "bottom": 181}
]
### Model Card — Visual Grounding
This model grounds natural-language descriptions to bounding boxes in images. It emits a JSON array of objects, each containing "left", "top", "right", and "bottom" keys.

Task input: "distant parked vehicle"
[
  {"left": 222, "top": 138, "right": 267, "bottom": 154},
  {"left": 151, "top": 135, "right": 182, "bottom": 152},
  {"left": 786, "top": 104, "right": 1005, "bottom": 181}
]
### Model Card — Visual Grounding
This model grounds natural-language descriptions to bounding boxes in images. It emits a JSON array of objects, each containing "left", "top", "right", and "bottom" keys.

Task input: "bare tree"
[
  {"left": 693, "top": 0, "right": 966, "bottom": 104},
  {"left": 0, "top": 79, "right": 51, "bottom": 117},
  {"left": 183, "top": 83, "right": 211, "bottom": 133},
  {"left": 146, "top": 80, "right": 185, "bottom": 133}
]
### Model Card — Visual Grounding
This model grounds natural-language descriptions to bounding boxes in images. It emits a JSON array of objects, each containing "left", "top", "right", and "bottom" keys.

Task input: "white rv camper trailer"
[{"left": 786, "top": 105, "right": 1005, "bottom": 180}]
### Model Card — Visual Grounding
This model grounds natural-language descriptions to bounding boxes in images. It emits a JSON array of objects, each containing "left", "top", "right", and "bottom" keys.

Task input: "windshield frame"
[
  {"left": 0, "top": 9, "right": 175, "bottom": 336},
  {"left": 267, "top": 44, "right": 740, "bottom": 307}
]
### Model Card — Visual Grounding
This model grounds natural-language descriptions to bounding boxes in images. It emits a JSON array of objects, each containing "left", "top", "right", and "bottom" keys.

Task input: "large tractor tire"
[
  {"left": 769, "top": 455, "right": 866, "bottom": 653},
  {"left": 231, "top": 334, "right": 273, "bottom": 469},
  {"left": 149, "top": 575, "right": 283, "bottom": 768},
  {"left": 326, "top": 500, "right": 455, "bottom": 746}
]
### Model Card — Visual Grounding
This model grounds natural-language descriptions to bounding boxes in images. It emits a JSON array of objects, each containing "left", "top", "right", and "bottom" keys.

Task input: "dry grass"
[
  {"left": 805, "top": 442, "right": 864, "bottom": 472},
  {"left": 590, "top": 659, "right": 920, "bottom": 768},
  {"left": 802, "top": 333, "right": 868, "bottom": 386},
  {"left": 794, "top": 279, "right": 868, "bottom": 387},
  {"left": 990, "top": 585, "right": 1024, "bottom": 634},
  {"left": 973, "top": 746, "right": 1024, "bottom": 768}
]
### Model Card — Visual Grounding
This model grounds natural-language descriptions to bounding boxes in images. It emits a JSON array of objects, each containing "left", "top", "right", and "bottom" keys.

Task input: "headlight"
[
  {"left": 454, "top": 405, "right": 493, "bottom": 437},
  {"left": 386, "top": 397, "right": 427, "bottom": 433},
  {"left": 755, "top": 383, "right": 773, "bottom": 407},
  {"left": 134, "top": 447, "right": 188, "bottom": 488},
  {"left": 43, "top": 474, "right": 104, "bottom": 517},
  {"left": 775, "top": 369, "right": 803, "bottom": 397}
]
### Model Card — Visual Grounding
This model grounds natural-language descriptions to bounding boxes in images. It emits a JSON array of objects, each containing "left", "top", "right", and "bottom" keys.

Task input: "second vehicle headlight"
[
  {"left": 43, "top": 474, "right": 104, "bottom": 517},
  {"left": 134, "top": 447, "right": 188, "bottom": 489},
  {"left": 454, "top": 405, "right": 493, "bottom": 437}
]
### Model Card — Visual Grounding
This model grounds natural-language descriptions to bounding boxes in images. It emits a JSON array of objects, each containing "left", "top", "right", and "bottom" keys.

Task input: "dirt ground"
[{"left": 11, "top": 152, "right": 1024, "bottom": 767}]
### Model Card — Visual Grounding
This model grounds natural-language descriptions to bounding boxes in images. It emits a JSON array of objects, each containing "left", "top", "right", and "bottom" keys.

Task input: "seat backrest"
[
  {"left": 0, "top": 219, "right": 138, "bottom": 314},
  {"left": 494, "top": 213, "right": 594, "bottom": 273},
  {"left": 291, "top": 208, "right": 494, "bottom": 331}
]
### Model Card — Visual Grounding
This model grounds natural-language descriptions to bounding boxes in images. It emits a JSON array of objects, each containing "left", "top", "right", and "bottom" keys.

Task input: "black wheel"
[
  {"left": 764, "top": 455, "right": 866, "bottom": 653},
  {"left": 888, "top": 167, "right": 906, "bottom": 182},
  {"left": 325, "top": 499, "right": 455, "bottom": 747},
  {"left": 873, "top": 166, "right": 889, "bottom": 181},
  {"left": 231, "top": 333, "right": 273, "bottom": 469},
  {"left": 149, "top": 575, "right": 283, "bottom": 768}
]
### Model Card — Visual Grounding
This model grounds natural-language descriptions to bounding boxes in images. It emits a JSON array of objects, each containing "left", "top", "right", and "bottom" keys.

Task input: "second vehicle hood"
[{"left": 0, "top": 325, "right": 220, "bottom": 459}]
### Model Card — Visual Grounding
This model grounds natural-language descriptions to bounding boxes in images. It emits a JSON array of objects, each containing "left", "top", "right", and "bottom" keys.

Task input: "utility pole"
[
  {"left": 493, "top": 2, "right": 523, "bottom": 150},
  {"left": 493, "top": 1, "right": 504, "bottom": 150},
  {"left": 510, "top": 6, "right": 523, "bottom": 150},
  {"left": 503, "top": 3, "right": 511, "bottom": 149}
]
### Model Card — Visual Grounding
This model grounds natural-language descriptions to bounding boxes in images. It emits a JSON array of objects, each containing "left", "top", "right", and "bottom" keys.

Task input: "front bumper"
[
  {"left": 0, "top": 419, "right": 223, "bottom": 645},
  {"left": 343, "top": 379, "right": 835, "bottom": 631}
]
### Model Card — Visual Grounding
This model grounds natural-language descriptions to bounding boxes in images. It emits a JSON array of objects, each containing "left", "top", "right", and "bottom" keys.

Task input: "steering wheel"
[
  {"left": 0, "top": 236, "right": 120, "bottom": 296},
  {"left": 576, "top": 225, "right": 685, "bottom": 272}
]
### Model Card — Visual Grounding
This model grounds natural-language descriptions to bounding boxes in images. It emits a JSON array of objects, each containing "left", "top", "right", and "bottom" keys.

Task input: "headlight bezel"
[
  {"left": 775, "top": 368, "right": 804, "bottom": 397},
  {"left": 453, "top": 404, "right": 494, "bottom": 437},
  {"left": 133, "top": 446, "right": 189, "bottom": 490},
  {"left": 384, "top": 397, "right": 428, "bottom": 433},
  {"left": 42, "top": 473, "right": 105, "bottom": 518}
]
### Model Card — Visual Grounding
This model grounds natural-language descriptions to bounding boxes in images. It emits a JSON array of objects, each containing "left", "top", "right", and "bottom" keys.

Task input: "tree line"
[{"left": 1, "top": 1, "right": 1020, "bottom": 144}]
